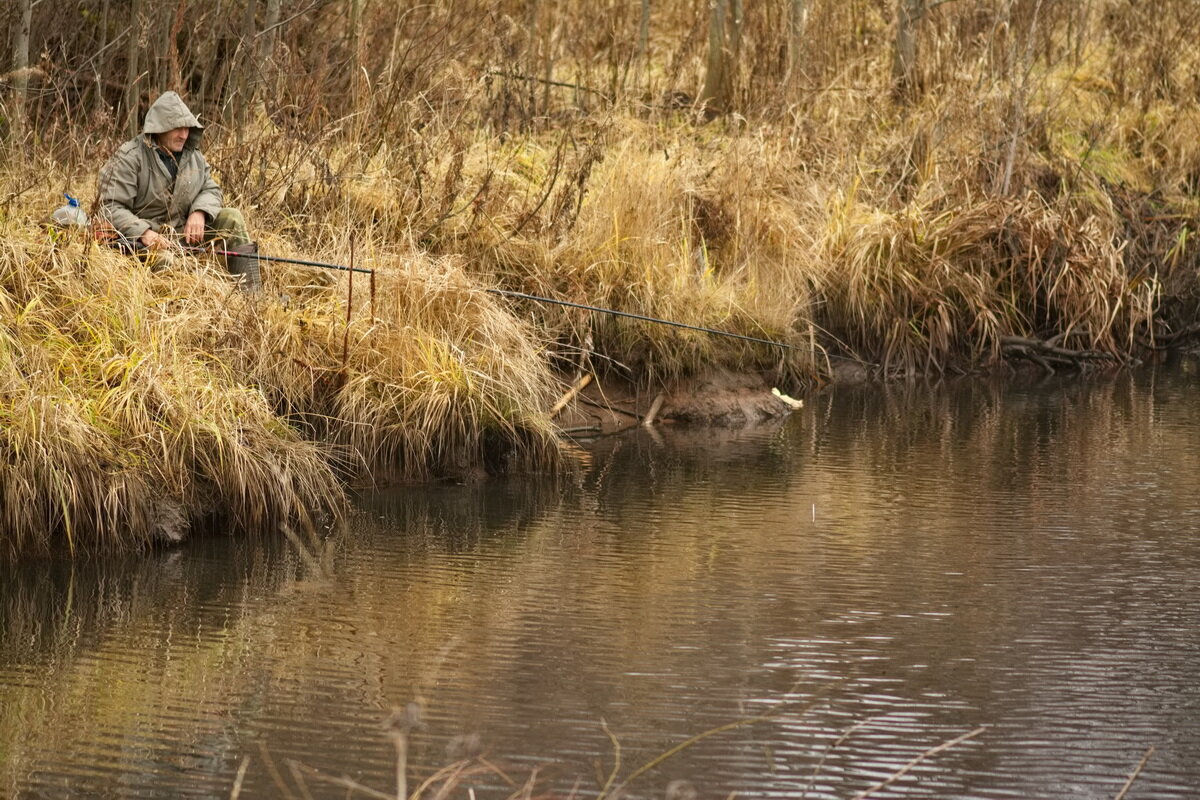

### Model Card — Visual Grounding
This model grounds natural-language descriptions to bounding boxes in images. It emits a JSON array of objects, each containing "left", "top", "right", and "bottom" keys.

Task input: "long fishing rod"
[
  {"left": 487, "top": 288, "right": 795, "bottom": 350},
  {"left": 186, "top": 246, "right": 375, "bottom": 275},
  {"left": 183, "top": 244, "right": 793, "bottom": 349}
]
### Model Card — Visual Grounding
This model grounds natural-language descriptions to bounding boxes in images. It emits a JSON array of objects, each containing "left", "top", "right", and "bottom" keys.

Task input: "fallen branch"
[
  {"left": 486, "top": 70, "right": 612, "bottom": 102},
  {"left": 1000, "top": 335, "right": 1118, "bottom": 374},
  {"left": 577, "top": 394, "right": 642, "bottom": 420},
  {"left": 603, "top": 683, "right": 844, "bottom": 798},
  {"left": 1146, "top": 322, "right": 1200, "bottom": 350},
  {"left": 852, "top": 727, "right": 986, "bottom": 800},
  {"left": 549, "top": 373, "right": 593, "bottom": 418},
  {"left": 1113, "top": 746, "right": 1155, "bottom": 800}
]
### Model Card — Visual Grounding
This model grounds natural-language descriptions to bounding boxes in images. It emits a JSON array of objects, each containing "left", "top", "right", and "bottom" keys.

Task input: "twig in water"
[
  {"left": 229, "top": 755, "right": 251, "bottom": 800},
  {"left": 258, "top": 742, "right": 300, "bottom": 800},
  {"left": 577, "top": 394, "right": 642, "bottom": 420},
  {"left": 599, "top": 719, "right": 622, "bottom": 798},
  {"left": 388, "top": 762, "right": 501, "bottom": 796},
  {"left": 511, "top": 766, "right": 540, "bottom": 800},
  {"left": 801, "top": 716, "right": 886, "bottom": 798},
  {"left": 476, "top": 756, "right": 517, "bottom": 788},
  {"left": 290, "top": 764, "right": 395, "bottom": 800},
  {"left": 409, "top": 760, "right": 469, "bottom": 799},
  {"left": 560, "top": 425, "right": 603, "bottom": 435},
  {"left": 604, "top": 684, "right": 843, "bottom": 797},
  {"left": 1113, "top": 746, "right": 1155, "bottom": 800},
  {"left": 385, "top": 705, "right": 420, "bottom": 800},
  {"left": 428, "top": 761, "right": 468, "bottom": 800},
  {"left": 549, "top": 373, "right": 593, "bottom": 418},
  {"left": 394, "top": 730, "right": 407, "bottom": 800},
  {"left": 641, "top": 393, "right": 665, "bottom": 427},
  {"left": 286, "top": 759, "right": 317, "bottom": 800},
  {"left": 475, "top": 762, "right": 518, "bottom": 791},
  {"left": 852, "top": 726, "right": 986, "bottom": 800}
]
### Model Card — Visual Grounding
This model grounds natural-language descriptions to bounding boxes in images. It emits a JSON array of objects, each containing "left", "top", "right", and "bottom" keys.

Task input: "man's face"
[{"left": 155, "top": 126, "right": 190, "bottom": 153}]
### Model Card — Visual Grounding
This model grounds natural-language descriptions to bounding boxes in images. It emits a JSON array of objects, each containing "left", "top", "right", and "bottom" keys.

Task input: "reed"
[
  {"left": 4, "top": 0, "right": 1200, "bottom": 555},
  {"left": 0, "top": 205, "right": 560, "bottom": 557},
  {"left": 0, "top": 219, "right": 344, "bottom": 557}
]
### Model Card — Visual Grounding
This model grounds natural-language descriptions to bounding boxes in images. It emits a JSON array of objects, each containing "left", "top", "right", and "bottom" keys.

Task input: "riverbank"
[{"left": 4, "top": 0, "right": 1200, "bottom": 557}]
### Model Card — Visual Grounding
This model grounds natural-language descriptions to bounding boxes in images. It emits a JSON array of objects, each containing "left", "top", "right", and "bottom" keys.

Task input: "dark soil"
[{"left": 552, "top": 368, "right": 805, "bottom": 436}]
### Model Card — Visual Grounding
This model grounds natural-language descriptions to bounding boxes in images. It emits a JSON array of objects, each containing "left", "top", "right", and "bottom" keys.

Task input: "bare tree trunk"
[
  {"left": 699, "top": 0, "right": 728, "bottom": 111},
  {"left": 350, "top": 0, "right": 362, "bottom": 81},
  {"left": 91, "top": 0, "right": 112, "bottom": 116},
  {"left": 638, "top": 0, "right": 650, "bottom": 84},
  {"left": 998, "top": 0, "right": 1043, "bottom": 195},
  {"left": 785, "top": 0, "right": 808, "bottom": 90},
  {"left": 10, "top": 0, "right": 33, "bottom": 143},
  {"left": 153, "top": 2, "right": 186, "bottom": 94},
  {"left": 256, "top": 0, "right": 283, "bottom": 68},
  {"left": 892, "top": 0, "right": 925, "bottom": 102},
  {"left": 524, "top": 0, "right": 540, "bottom": 121},
  {"left": 124, "top": 0, "right": 143, "bottom": 137},
  {"left": 232, "top": 0, "right": 259, "bottom": 124},
  {"left": 1071, "top": 0, "right": 1092, "bottom": 67},
  {"left": 153, "top": 8, "right": 168, "bottom": 91},
  {"left": 729, "top": 0, "right": 743, "bottom": 70},
  {"left": 255, "top": 0, "right": 283, "bottom": 115},
  {"left": 541, "top": 12, "right": 556, "bottom": 117}
]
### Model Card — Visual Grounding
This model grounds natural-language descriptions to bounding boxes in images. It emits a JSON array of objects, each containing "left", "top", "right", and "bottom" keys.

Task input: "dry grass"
[
  {"left": 0, "top": 223, "right": 346, "bottom": 557},
  {"left": 251, "top": 249, "right": 561, "bottom": 482},
  {"left": 4, "top": 0, "right": 1200, "bottom": 556},
  {"left": 0, "top": 200, "right": 563, "bottom": 558}
]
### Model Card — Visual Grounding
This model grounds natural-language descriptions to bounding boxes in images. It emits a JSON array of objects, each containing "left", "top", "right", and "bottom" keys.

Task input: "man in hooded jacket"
[{"left": 98, "top": 91, "right": 260, "bottom": 290}]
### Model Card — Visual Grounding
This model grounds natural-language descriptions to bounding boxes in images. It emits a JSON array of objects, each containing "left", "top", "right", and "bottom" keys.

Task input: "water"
[{"left": 3, "top": 366, "right": 1200, "bottom": 799}]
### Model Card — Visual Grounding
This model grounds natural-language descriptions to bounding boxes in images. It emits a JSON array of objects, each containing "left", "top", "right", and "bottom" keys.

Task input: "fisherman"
[{"left": 97, "top": 91, "right": 261, "bottom": 290}]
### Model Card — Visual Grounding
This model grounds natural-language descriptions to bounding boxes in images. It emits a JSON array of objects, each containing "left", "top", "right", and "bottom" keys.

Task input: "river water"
[{"left": 3, "top": 367, "right": 1200, "bottom": 799}]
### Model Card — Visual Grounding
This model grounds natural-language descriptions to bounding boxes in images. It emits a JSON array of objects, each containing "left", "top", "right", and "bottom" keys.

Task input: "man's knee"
[{"left": 210, "top": 208, "right": 249, "bottom": 243}]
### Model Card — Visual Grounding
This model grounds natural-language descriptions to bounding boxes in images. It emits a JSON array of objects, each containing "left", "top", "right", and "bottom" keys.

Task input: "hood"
[{"left": 142, "top": 91, "right": 204, "bottom": 149}]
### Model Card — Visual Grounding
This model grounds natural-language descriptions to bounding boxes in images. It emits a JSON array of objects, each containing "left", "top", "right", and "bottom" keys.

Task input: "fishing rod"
[
  {"left": 186, "top": 246, "right": 375, "bottom": 275},
  {"left": 181, "top": 244, "right": 794, "bottom": 350},
  {"left": 487, "top": 288, "right": 795, "bottom": 350}
]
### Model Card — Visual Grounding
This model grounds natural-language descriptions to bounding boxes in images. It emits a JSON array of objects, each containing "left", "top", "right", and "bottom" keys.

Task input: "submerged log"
[
  {"left": 1000, "top": 335, "right": 1119, "bottom": 375},
  {"left": 1144, "top": 322, "right": 1200, "bottom": 350},
  {"left": 642, "top": 393, "right": 666, "bottom": 426}
]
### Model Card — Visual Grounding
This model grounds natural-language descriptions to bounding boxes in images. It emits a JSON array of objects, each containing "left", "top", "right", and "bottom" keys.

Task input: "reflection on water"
[{"left": 4, "top": 367, "right": 1200, "bottom": 798}]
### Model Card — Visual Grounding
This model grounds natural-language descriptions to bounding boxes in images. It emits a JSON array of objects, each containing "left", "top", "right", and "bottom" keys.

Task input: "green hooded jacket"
[{"left": 98, "top": 92, "right": 223, "bottom": 243}]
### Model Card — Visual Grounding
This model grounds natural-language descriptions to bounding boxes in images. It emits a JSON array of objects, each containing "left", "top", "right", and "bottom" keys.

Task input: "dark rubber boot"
[{"left": 226, "top": 242, "right": 262, "bottom": 293}]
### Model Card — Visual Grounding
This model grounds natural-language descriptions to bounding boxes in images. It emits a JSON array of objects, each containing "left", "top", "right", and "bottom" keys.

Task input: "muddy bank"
[
  {"left": 549, "top": 349, "right": 1157, "bottom": 439},
  {"left": 551, "top": 368, "right": 808, "bottom": 436}
]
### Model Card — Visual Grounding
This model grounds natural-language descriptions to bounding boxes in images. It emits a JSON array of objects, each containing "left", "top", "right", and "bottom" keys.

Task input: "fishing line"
[
  {"left": 487, "top": 288, "right": 795, "bottom": 350},
  {"left": 174, "top": 243, "right": 794, "bottom": 349}
]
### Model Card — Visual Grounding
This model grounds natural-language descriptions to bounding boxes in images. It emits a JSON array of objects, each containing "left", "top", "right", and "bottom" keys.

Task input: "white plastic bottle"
[{"left": 51, "top": 193, "right": 88, "bottom": 228}]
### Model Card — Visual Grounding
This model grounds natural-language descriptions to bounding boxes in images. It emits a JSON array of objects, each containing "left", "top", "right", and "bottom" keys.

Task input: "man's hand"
[
  {"left": 183, "top": 210, "right": 207, "bottom": 245},
  {"left": 139, "top": 229, "right": 167, "bottom": 249}
]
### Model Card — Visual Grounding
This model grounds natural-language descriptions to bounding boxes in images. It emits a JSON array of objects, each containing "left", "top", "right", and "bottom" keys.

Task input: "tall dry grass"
[
  {"left": 0, "top": 221, "right": 345, "bottom": 557},
  {"left": 0, "top": 182, "right": 563, "bottom": 558},
  {"left": 4, "top": 0, "right": 1200, "bottom": 555}
]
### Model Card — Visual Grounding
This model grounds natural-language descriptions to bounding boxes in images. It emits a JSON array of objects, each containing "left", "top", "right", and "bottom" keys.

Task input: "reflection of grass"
[{"left": 261, "top": 689, "right": 991, "bottom": 800}]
